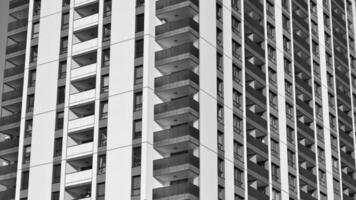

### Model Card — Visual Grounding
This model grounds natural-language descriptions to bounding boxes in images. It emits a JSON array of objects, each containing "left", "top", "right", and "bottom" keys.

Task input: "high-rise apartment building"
[{"left": 1, "top": 0, "right": 356, "bottom": 199}]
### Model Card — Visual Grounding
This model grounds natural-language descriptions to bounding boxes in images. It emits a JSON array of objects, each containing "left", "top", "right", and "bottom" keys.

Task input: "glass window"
[{"left": 132, "top": 176, "right": 141, "bottom": 196}]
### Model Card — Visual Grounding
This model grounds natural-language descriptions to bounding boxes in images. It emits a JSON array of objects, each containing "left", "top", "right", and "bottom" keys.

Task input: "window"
[
  {"left": 218, "top": 158, "right": 224, "bottom": 178},
  {"left": 132, "top": 146, "right": 141, "bottom": 167},
  {"left": 58, "top": 61, "right": 66, "bottom": 79},
  {"left": 56, "top": 112, "right": 64, "bottom": 130},
  {"left": 217, "top": 131, "right": 224, "bottom": 151},
  {"left": 136, "top": 14, "right": 144, "bottom": 33},
  {"left": 271, "top": 164, "right": 280, "bottom": 182},
  {"left": 98, "top": 155, "right": 106, "bottom": 174},
  {"left": 131, "top": 176, "right": 141, "bottom": 196},
  {"left": 232, "top": 16, "right": 241, "bottom": 34},
  {"left": 136, "top": 0, "right": 144, "bottom": 7},
  {"left": 51, "top": 192, "right": 60, "bottom": 200},
  {"left": 23, "top": 145, "right": 31, "bottom": 164},
  {"left": 217, "top": 104, "right": 224, "bottom": 124},
  {"left": 267, "top": 23, "right": 275, "bottom": 40},
  {"left": 27, "top": 94, "right": 35, "bottom": 112},
  {"left": 135, "top": 39, "right": 144, "bottom": 58},
  {"left": 99, "top": 128, "right": 107, "bottom": 147},
  {"left": 103, "top": 24, "right": 111, "bottom": 41},
  {"left": 269, "top": 69, "right": 277, "bottom": 85},
  {"left": 217, "top": 28, "right": 223, "bottom": 47},
  {"left": 233, "top": 89, "right": 242, "bottom": 109},
  {"left": 134, "top": 65, "right": 143, "bottom": 85},
  {"left": 271, "top": 139, "right": 279, "bottom": 157},
  {"left": 28, "top": 69, "right": 36, "bottom": 87},
  {"left": 269, "top": 92, "right": 277, "bottom": 107},
  {"left": 102, "top": 48, "right": 110, "bottom": 68},
  {"left": 319, "top": 170, "right": 326, "bottom": 185},
  {"left": 54, "top": 138, "right": 62, "bottom": 157},
  {"left": 30, "top": 46, "right": 38, "bottom": 62},
  {"left": 218, "top": 186, "right": 224, "bottom": 200},
  {"left": 32, "top": 22, "right": 39, "bottom": 38},
  {"left": 332, "top": 157, "right": 338, "bottom": 171},
  {"left": 216, "top": 3, "right": 222, "bottom": 21},
  {"left": 232, "top": 40, "right": 241, "bottom": 60},
  {"left": 329, "top": 114, "right": 336, "bottom": 130},
  {"left": 134, "top": 92, "right": 143, "bottom": 111},
  {"left": 62, "top": 0, "right": 70, "bottom": 7},
  {"left": 25, "top": 119, "right": 33, "bottom": 138},
  {"left": 234, "top": 167, "right": 243, "bottom": 187},
  {"left": 284, "top": 58, "right": 292, "bottom": 75},
  {"left": 57, "top": 86, "right": 65, "bottom": 104},
  {"left": 286, "top": 126, "right": 294, "bottom": 144},
  {"left": 233, "top": 115, "right": 242, "bottom": 134},
  {"left": 21, "top": 171, "right": 29, "bottom": 190},
  {"left": 101, "top": 75, "right": 109, "bottom": 93},
  {"left": 272, "top": 189, "right": 280, "bottom": 200},
  {"left": 267, "top": 2, "right": 274, "bottom": 18},
  {"left": 100, "top": 101, "right": 108, "bottom": 119},
  {"left": 133, "top": 120, "right": 142, "bottom": 139},
  {"left": 270, "top": 115, "right": 278, "bottom": 130},
  {"left": 233, "top": 140, "right": 243, "bottom": 161},
  {"left": 217, "top": 52, "right": 223, "bottom": 71},
  {"left": 288, "top": 174, "right": 296, "bottom": 192},
  {"left": 103, "top": 0, "right": 112, "bottom": 17},
  {"left": 61, "top": 12, "right": 69, "bottom": 30},
  {"left": 233, "top": 64, "right": 242, "bottom": 83},
  {"left": 33, "top": 0, "right": 41, "bottom": 16},
  {"left": 231, "top": 0, "right": 240, "bottom": 12},
  {"left": 285, "top": 81, "right": 293, "bottom": 96},
  {"left": 268, "top": 45, "right": 276, "bottom": 63},
  {"left": 217, "top": 78, "right": 223, "bottom": 97},
  {"left": 52, "top": 164, "right": 61, "bottom": 183},
  {"left": 282, "top": 15, "right": 290, "bottom": 32},
  {"left": 286, "top": 103, "right": 293, "bottom": 119},
  {"left": 97, "top": 183, "right": 105, "bottom": 200},
  {"left": 283, "top": 36, "right": 291, "bottom": 53},
  {"left": 287, "top": 150, "right": 295, "bottom": 168},
  {"left": 60, "top": 37, "right": 68, "bottom": 54}
]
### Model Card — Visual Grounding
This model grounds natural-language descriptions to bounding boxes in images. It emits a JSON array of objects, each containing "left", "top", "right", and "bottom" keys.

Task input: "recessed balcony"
[
  {"left": 153, "top": 183, "right": 199, "bottom": 200},
  {"left": 65, "top": 157, "right": 92, "bottom": 186},
  {"left": 248, "top": 186, "right": 269, "bottom": 200},
  {"left": 156, "top": 0, "right": 199, "bottom": 22},
  {"left": 73, "top": 2, "right": 99, "bottom": 31},
  {"left": 154, "top": 97, "right": 199, "bottom": 127},
  {"left": 72, "top": 38, "right": 98, "bottom": 55},
  {"left": 0, "top": 164, "right": 17, "bottom": 177},
  {"left": 247, "top": 160, "right": 268, "bottom": 182},
  {"left": 155, "top": 70, "right": 199, "bottom": 101},
  {"left": 0, "top": 138, "right": 19, "bottom": 152},
  {"left": 70, "top": 76, "right": 96, "bottom": 106},
  {"left": 0, "top": 188, "right": 15, "bottom": 200},
  {"left": 65, "top": 183, "right": 91, "bottom": 200},
  {"left": 67, "top": 142, "right": 93, "bottom": 159},
  {"left": 68, "top": 102, "right": 95, "bottom": 131},
  {"left": 2, "top": 89, "right": 22, "bottom": 102},
  {"left": 299, "top": 167, "right": 317, "bottom": 183},
  {"left": 155, "top": 43, "right": 199, "bottom": 75},
  {"left": 154, "top": 124, "right": 199, "bottom": 154},
  {"left": 74, "top": 0, "right": 97, "bottom": 7},
  {"left": 0, "top": 114, "right": 21, "bottom": 128},
  {"left": 298, "top": 144, "right": 316, "bottom": 163},
  {"left": 156, "top": 18, "right": 199, "bottom": 48},
  {"left": 71, "top": 51, "right": 97, "bottom": 80},
  {"left": 154, "top": 153, "right": 199, "bottom": 182},
  {"left": 7, "top": 18, "right": 28, "bottom": 32}
]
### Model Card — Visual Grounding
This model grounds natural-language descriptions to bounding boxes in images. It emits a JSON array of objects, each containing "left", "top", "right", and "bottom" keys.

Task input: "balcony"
[
  {"left": 156, "top": 18, "right": 199, "bottom": 48},
  {"left": 299, "top": 167, "right": 317, "bottom": 184},
  {"left": 155, "top": 43, "right": 199, "bottom": 74},
  {"left": 247, "top": 135, "right": 268, "bottom": 157},
  {"left": 2, "top": 90, "right": 22, "bottom": 102},
  {"left": 296, "top": 98, "right": 313, "bottom": 117},
  {"left": 245, "top": 38, "right": 265, "bottom": 59},
  {"left": 67, "top": 142, "right": 93, "bottom": 159},
  {"left": 248, "top": 187, "right": 269, "bottom": 200},
  {"left": 245, "top": 62, "right": 265, "bottom": 84},
  {"left": 68, "top": 115, "right": 95, "bottom": 132},
  {"left": 0, "top": 114, "right": 21, "bottom": 127},
  {"left": 73, "top": 11, "right": 99, "bottom": 31},
  {"left": 6, "top": 42, "right": 26, "bottom": 55},
  {"left": 65, "top": 169, "right": 92, "bottom": 186},
  {"left": 342, "top": 173, "right": 356, "bottom": 191},
  {"left": 155, "top": 70, "right": 199, "bottom": 101},
  {"left": 74, "top": 0, "right": 97, "bottom": 7},
  {"left": 70, "top": 89, "right": 95, "bottom": 106},
  {"left": 244, "top": 14, "right": 264, "bottom": 36},
  {"left": 297, "top": 121, "right": 314, "bottom": 139},
  {"left": 72, "top": 38, "right": 98, "bottom": 55},
  {"left": 154, "top": 153, "right": 199, "bottom": 182},
  {"left": 156, "top": 0, "right": 199, "bottom": 22},
  {"left": 153, "top": 183, "right": 199, "bottom": 200},
  {"left": 246, "top": 110, "right": 267, "bottom": 131},
  {"left": 338, "top": 110, "right": 353, "bottom": 126},
  {"left": 154, "top": 97, "right": 199, "bottom": 127},
  {"left": 0, "top": 188, "right": 15, "bottom": 200},
  {"left": 298, "top": 144, "right": 316, "bottom": 162},
  {"left": 4, "top": 66, "right": 24, "bottom": 78},
  {"left": 0, "top": 164, "right": 17, "bottom": 176},
  {"left": 300, "top": 191, "right": 317, "bottom": 200},
  {"left": 340, "top": 151, "right": 355, "bottom": 167},
  {"left": 65, "top": 183, "right": 91, "bottom": 200},
  {"left": 0, "top": 139, "right": 19, "bottom": 152},
  {"left": 7, "top": 19, "right": 28, "bottom": 32},
  {"left": 247, "top": 161, "right": 268, "bottom": 181},
  {"left": 246, "top": 86, "right": 266, "bottom": 107},
  {"left": 154, "top": 124, "right": 199, "bottom": 154}
]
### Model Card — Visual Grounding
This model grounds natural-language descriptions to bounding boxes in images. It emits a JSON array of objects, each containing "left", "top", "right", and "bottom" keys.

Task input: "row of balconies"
[{"left": 153, "top": 0, "right": 200, "bottom": 199}]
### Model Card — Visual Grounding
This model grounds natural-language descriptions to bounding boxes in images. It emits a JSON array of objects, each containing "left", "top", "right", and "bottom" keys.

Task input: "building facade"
[{"left": 0, "top": 0, "right": 356, "bottom": 199}]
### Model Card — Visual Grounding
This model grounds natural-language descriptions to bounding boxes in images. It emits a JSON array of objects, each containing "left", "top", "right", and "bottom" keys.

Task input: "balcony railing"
[
  {"left": 153, "top": 153, "right": 199, "bottom": 170},
  {"left": 154, "top": 97, "right": 199, "bottom": 115},
  {"left": 8, "top": 19, "right": 28, "bottom": 32},
  {"left": 156, "top": 43, "right": 199, "bottom": 61},
  {"left": 156, "top": 0, "right": 199, "bottom": 10},
  {"left": 0, "top": 164, "right": 17, "bottom": 175},
  {"left": 6, "top": 42, "right": 27, "bottom": 55},
  {"left": 153, "top": 183, "right": 199, "bottom": 199},
  {"left": 0, "top": 138, "right": 19, "bottom": 151},
  {"left": 2, "top": 90, "right": 23, "bottom": 101},
  {"left": 4, "top": 66, "right": 24, "bottom": 77},
  {"left": 0, "top": 114, "right": 21, "bottom": 126},
  {"left": 154, "top": 124, "right": 199, "bottom": 143},
  {"left": 156, "top": 18, "right": 199, "bottom": 35},
  {"left": 155, "top": 70, "right": 199, "bottom": 88},
  {"left": 0, "top": 188, "right": 15, "bottom": 200}
]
